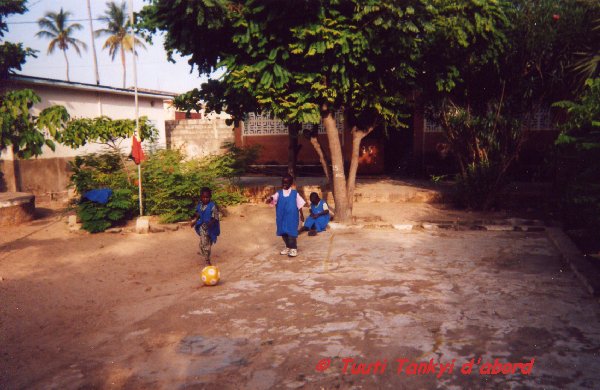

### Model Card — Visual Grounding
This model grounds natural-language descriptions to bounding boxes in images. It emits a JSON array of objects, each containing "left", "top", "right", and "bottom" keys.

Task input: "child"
[
  {"left": 303, "top": 192, "right": 330, "bottom": 236},
  {"left": 190, "top": 187, "right": 220, "bottom": 266},
  {"left": 266, "top": 174, "right": 305, "bottom": 257}
]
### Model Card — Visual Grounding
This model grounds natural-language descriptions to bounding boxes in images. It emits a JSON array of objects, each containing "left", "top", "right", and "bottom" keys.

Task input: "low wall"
[
  {"left": 1, "top": 157, "right": 73, "bottom": 200},
  {"left": 0, "top": 192, "right": 35, "bottom": 226},
  {"left": 166, "top": 118, "right": 235, "bottom": 158}
]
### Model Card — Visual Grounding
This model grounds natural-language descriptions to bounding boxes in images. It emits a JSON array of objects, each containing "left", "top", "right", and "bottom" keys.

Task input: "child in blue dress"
[
  {"left": 303, "top": 192, "right": 330, "bottom": 236},
  {"left": 190, "top": 187, "right": 220, "bottom": 265},
  {"left": 266, "top": 174, "right": 305, "bottom": 257}
]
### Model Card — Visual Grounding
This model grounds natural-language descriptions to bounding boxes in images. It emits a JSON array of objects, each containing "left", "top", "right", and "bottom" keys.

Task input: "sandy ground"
[{"left": 1, "top": 203, "right": 599, "bottom": 389}]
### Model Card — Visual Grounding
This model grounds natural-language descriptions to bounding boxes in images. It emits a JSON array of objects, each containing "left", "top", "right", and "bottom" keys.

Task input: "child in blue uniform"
[
  {"left": 190, "top": 187, "right": 220, "bottom": 265},
  {"left": 303, "top": 192, "right": 330, "bottom": 236},
  {"left": 266, "top": 174, "right": 305, "bottom": 257}
]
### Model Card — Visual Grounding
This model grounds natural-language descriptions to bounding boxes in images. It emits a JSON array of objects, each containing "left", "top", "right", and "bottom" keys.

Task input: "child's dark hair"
[
  {"left": 310, "top": 192, "right": 319, "bottom": 199},
  {"left": 283, "top": 174, "right": 294, "bottom": 182},
  {"left": 200, "top": 187, "right": 212, "bottom": 196}
]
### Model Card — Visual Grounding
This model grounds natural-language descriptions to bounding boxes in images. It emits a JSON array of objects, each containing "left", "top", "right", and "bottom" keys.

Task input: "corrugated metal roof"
[{"left": 6, "top": 74, "right": 178, "bottom": 99}]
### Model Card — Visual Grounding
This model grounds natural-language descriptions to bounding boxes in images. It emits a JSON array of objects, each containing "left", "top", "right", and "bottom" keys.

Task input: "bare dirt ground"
[{"left": 1, "top": 203, "right": 600, "bottom": 389}]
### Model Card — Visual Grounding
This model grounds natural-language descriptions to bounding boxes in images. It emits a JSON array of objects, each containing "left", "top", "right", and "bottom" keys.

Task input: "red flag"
[{"left": 131, "top": 135, "right": 144, "bottom": 165}]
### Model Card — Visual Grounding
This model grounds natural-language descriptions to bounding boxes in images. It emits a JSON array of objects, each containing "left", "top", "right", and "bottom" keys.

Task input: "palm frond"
[
  {"left": 47, "top": 39, "right": 58, "bottom": 54},
  {"left": 67, "top": 38, "right": 88, "bottom": 55},
  {"left": 36, "top": 7, "right": 90, "bottom": 60},
  {"left": 98, "top": 1, "right": 128, "bottom": 33},
  {"left": 64, "top": 22, "right": 84, "bottom": 33},
  {"left": 102, "top": 36, "right": 121, "bottom": 60},
  {"left": 35, "top": 30, "right": 57, "bottom": 39},
  {"left": 96, "top": 1, "right": 142, "bottom": 63},
  {"left": 37, "top": 18, "right": 59, "bottom": 34},
  {"left": 94, "top": 28, "right": 112, "bottom": 38},
  {"left": 122, "top": 34, "right": 147, "bottom": 52}
]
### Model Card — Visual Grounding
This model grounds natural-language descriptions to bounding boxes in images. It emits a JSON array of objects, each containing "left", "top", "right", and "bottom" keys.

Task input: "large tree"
[
  {"left": 0, "top": 0, "right": 35, "bottom": 79},
  {"left": 140, "top": 0, "right": 508, "bottom": 221},
  {"left": 95, "top": 1, "right": 146, "bottom": 88},
  {"left": 419, "top": 0, "right": 600, "bottom": 208},
  {"left": 1, "top": 1, "right": 67, "bottom": 159},
  {"left": 36, "top": 8, "right": 87, "bottom": 82}
]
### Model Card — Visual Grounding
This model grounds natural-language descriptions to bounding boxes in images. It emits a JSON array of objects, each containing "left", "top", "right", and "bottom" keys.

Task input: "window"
[
  {"left": 524, "top": 107, "right": 554, "bottom": 131},
  {"left": 243, "top": 111, "right": 344, "bottom": 136},
  {"left": 424, "top": 117, "right": 443, "bottom": 133}
]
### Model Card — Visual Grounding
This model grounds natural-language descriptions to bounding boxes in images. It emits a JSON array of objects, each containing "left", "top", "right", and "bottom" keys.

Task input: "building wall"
[
  {"left": 412, "top": 105, "right": 560, "bottom": 175},
  {"left": 2, "top": 82, "right": 172, "bottom": 156},
  {"left": 166, "top": 118, "right": 235, "bottom": 158},
  {"left": 0, "top": 80, "right": 173, "bottom": 197},
  {"left": 235, "top": 126, "right": 385, "bottom": 174}
]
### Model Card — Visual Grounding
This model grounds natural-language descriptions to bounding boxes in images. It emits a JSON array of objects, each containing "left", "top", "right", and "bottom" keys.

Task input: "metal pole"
[
  {"left": 128, "top": 0, "right": 143, "bottom": 216},
  {"left": 86, "top": 0, "right": 100, "bottom": 85}
]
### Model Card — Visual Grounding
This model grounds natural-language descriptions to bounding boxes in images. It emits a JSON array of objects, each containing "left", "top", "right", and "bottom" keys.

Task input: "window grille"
[{"left": 243, "top": 110, "right": 344, "bottom": 135}]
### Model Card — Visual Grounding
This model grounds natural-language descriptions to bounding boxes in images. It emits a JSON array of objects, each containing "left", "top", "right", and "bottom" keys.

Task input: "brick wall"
[
  {"left": 234, "top": 127, "right": 385, "bottom": 174},
  {"left": 166, "top": 118, "right": 235, "bottom": 158}
]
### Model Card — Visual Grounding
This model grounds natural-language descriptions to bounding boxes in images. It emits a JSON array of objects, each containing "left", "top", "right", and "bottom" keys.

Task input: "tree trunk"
[
  {"left": 323, "top": 107, "right": 350, "bottom": 222},
  {"left": 309, "top": 132, "right": 331, "bottom": 185},
  {"left": 346, "top": 125, "right": 374, "bottom": 215},
  {"left": 63, "top": 49, "right": 70, "bottom": 81},
  {"left": 303, "top": 125, "right": 331, "bottom": 186},
  {"left": 121, "top": 46, "right": 127, "bottom": 88},
  {"left": 287, "top": 123, "right": 302, "bottom": 179}
]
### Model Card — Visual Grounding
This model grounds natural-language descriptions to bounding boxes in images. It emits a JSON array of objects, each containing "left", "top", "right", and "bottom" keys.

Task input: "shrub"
[
  {"left": 553, "top": 78, "right": 600, "bottom": 236},
  {"left": 430, "top": 103, "right": 524, "bottom": 209},
  {"left": 69, "top": 152, "right": 133, "bottom": 194},
  {"left": 70, "top": 147, "right": 250, "bottom": 230},
  {"left": 78, "top": 189, "right": 135, "bottom": 233},
  {"left": 142, "top": 149, "right": 246, "bottom": 223},
  {"left": 222, "top": 141, "right": 261, "bottom": 175}
]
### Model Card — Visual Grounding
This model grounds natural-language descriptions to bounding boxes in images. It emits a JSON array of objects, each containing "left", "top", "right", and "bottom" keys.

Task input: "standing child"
[
  {"left": 190, "top": 187, "right": 220, "bottom": 266},
  {"left": 266, "top": 174, "right": 305, "bottom": 257},
  {"left": 303, "top": 192, "right": 330, "bottom": 236}
]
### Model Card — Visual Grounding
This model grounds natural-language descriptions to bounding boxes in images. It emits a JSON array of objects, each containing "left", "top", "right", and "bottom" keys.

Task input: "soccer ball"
[{"left": 201, "top": 265, "right": 220, "bottom": 286}]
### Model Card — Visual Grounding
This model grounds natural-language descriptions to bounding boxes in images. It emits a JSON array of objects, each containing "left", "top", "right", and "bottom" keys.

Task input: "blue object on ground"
[{"left": 82, "top": 188, "right": 113, "bottom": 204}]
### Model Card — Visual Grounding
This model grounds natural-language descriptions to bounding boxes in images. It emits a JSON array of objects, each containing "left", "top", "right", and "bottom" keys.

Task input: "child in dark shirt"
[{"left": 190, "top": 187, "right": 220, "bottom": 265}]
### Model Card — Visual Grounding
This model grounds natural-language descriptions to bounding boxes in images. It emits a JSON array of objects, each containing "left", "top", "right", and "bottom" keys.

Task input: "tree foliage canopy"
[
  {"left": 0, "top": 88, "right": 156, "bottom": 158},
  {"left": 0, "top": 0, "right": 35, "bottom": 78},
  {"left": 36, "top": 8, "right": 87, "bottom": 56},
  {"left": 0, "top": 89, "right": 68, "bottom": 158},
  {"left": 95, "top": 1, "right": 146, "bottom": 60},
  {"left": 142, "top": 0, "right": 514, "bottom": 128},
  {"left": 57, "top": 115, "right": 157, "bottom": 148}
]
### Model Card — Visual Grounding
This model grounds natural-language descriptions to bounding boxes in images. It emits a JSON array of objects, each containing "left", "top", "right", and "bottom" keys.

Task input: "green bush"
[
  {"left": 430, "top": 103, "right": 524, "bottom": 209},
  {"left": 69, "top": 152, "right": 132, "bottom": 194},
  {"left": 553, "top": 78, "right": 600, "bottom": 235},
  {"left": 222, "top": 141, "right": 261, "bottom": 175},
  {"left": 70, "top": 147, "right": 250, "bottom": 230},
  {"left": 454, "top": 161, "right": 505, "bottom": 209},
  {"left": 78, "top": 189, "right": 135, "bottom": 233},
  {"left": 142, "top": 149, "right": 246, "bottom": 223}
]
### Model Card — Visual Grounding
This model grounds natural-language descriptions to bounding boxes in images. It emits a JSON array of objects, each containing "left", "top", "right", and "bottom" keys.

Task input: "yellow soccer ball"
[{"left": 201, "top": 265, "right": 220, "bottom": 286}]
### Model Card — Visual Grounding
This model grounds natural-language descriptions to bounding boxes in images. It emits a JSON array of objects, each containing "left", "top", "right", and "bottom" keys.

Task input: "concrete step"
[{"left": 240, "top": 177, "right": 449, "bottom": 205}]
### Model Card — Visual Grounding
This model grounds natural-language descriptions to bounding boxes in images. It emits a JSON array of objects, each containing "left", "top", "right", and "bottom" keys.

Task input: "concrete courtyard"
[{"left": 1, "top": 204, "right": 599, "bottom": 389}]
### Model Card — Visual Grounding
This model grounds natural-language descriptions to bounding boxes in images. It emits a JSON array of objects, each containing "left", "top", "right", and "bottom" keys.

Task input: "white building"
[{"left": 0, "top": 74, "right": 176, "bottom": 198}]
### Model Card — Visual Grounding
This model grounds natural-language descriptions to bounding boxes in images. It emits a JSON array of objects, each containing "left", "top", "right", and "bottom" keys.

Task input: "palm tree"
[
  {"left": 36, "top": 8, "right": 88, "bottom": 82},
  {"left": 95, "top": 1, "right": 146, "bottom": 88},
  {"left": 572, "top": 18, "right": 600, "bottom": 90}
]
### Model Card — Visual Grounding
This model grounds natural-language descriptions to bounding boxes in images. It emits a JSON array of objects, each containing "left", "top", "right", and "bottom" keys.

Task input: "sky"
[{"left": 4, "top": 0, "right": 210, "bottom": 94}]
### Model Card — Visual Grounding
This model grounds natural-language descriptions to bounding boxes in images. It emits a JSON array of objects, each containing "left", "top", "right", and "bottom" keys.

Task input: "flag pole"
[{"left": 128, "top": 0, "right": 143, "bottom": 216}]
